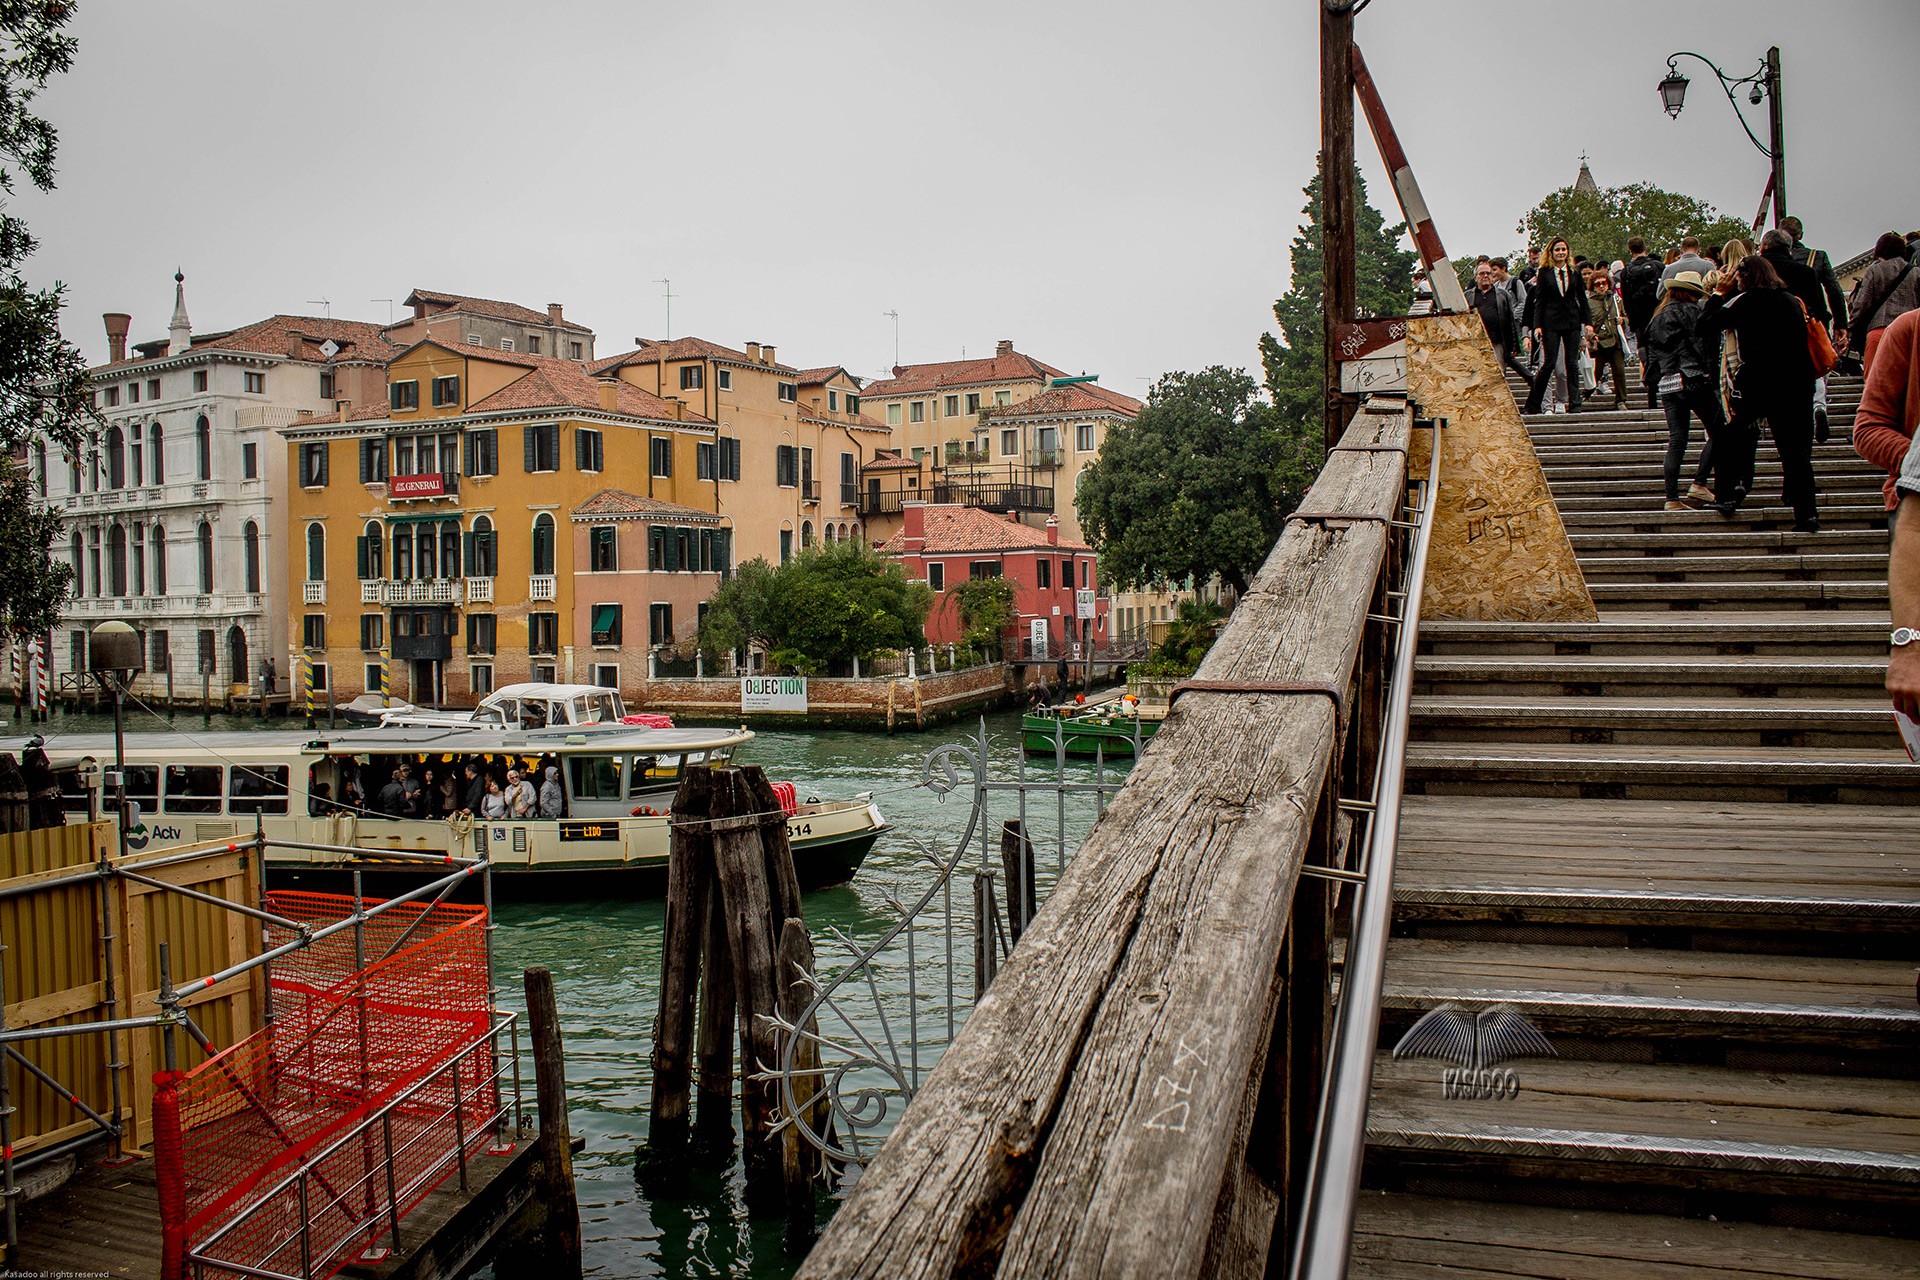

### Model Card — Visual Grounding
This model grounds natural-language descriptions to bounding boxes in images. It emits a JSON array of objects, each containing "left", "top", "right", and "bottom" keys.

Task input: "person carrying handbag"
[
  {"left": 1587, "top": 271, "right": 1629, "bottom": 408},
  {"left": 1849, "top": 233, "right": 1920, "bottom": 379}
]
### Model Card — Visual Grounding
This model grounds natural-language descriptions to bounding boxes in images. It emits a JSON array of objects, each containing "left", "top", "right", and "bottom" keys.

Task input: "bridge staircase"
[{"left": 1350, "top": 372, "right": 1920, "bottom": 1275}]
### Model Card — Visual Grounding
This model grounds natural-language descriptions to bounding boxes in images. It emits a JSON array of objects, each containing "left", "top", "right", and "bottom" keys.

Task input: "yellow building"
[
  {"left": 857, "top": 339, "right": 1066, "bottom": 462},
  {"left": 280, "top": 339, "right": 722, "bottom": 706},
  {"left": 591, "top": 339, "right": 891, "bottom": 563}
]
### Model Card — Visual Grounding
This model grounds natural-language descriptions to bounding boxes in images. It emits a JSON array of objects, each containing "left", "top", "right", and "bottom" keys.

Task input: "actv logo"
[{"left": 1392, "top": 1002, "right": 1556, "bottom": 1100}]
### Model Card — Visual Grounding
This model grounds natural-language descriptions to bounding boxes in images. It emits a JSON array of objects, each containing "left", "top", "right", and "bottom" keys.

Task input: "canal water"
[{"left": 23, "top": 703, "right": 1130, "bottom": 1278}]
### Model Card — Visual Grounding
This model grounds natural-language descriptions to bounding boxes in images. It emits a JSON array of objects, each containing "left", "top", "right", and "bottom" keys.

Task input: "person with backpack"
[
  {"left": 1642, "top": 271, "right": 1729, "bottom": 510},
  {"left": 1848, "top": 232, "right": 1920, "bottom": 378},
  {"left": 1620, "top": 237, "right": 1665, "bottom": 406}
]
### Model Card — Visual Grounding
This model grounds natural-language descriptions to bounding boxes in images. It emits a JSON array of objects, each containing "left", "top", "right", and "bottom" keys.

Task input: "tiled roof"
[
  {"left": 793, "top": 365, "right": 860, "bottom": 387},
  {"left": 573, "top": 488, "right": 720, "bottom": 522},
  {"left": 861, "top": 348, "right": 1068, "bottom": 398},
  {"left": 591, "top": 336, "right": 796, "bottom": 374},
  {"left": 876, "top": 505, "right": 1089, "bottom": 555},
  {"left": 985, "top": 383, "right": 1141, "bottom": 420},
  {"left": 93, "top": 315, "right": 399, "bottom": 373},
  {"left": 400, "top": 288, "right": 593, "bottom": 334},
  {"left": 862, "top": 450, "right": 923, "bottom": 472}
]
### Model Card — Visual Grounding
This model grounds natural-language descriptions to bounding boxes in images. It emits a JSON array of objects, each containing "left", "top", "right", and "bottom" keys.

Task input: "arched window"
[
  {"left": 417, "top": 524, "right": 436, "bottom": 579},
  {"left": 32, "top": 442, "right": 46, "bottom": 496},
  {"left": 70, "top": 531, "right": 82, "bottom": 586},
  {"left": 149, "top": 423, "right": 165, "bottom": 485},
  {"left": 531, "top": 513, "right": 555, "bottom": 575},
  {"left": 87, "top": 529, "right": 100, "bottom": 596},
  {"left": 823, "top": 525, "right": 836, "bottom": 547},
  {"left": 227, "top": 626, "right": 248, "bottom": 687},
  {"left": 195, "top": 415, "right": 211, "bottom": 481},
  {"left": 245, "top": 521, "right": 261, "bottom": 592},
  {"left": 471, "top": 515, "right": 496, "bottom": 577},
  {"left": 151, "top": 525, "right": 167, "bottom": 594},
  {"left": 88, "top": 434, "right": 100, "bottom": 491},
  {"left": 393, "top": 526, "right": 413, "bottom": 580},
  {"left": 197, "top": 521, "right": 214, "bottom": 594},
  {"left": 440, "top": 522, "right": 460, "bottom": 580},
  {"left": 66, "top": 449, "right": 79, "bottom": 494},
  {"left": 129, "top": 430, "right": 142, "bottom": 488},
  {"left": 800, "top": 520, "right": 814, "bottom": 548},
  {"left": 361, "top": 521, "right": 384, "bottom": 580},
  {"left": 131, "top": 524, "right": 145, "bottom": 596},
  {"left": 108, "top": 525, "right": 127, "bottom": 595},
  {"left": 305, "top": 523, "right": 324, "bottom": 582},
  {"left": 106, "top": 426, "right": 125, "bottom": 489}
]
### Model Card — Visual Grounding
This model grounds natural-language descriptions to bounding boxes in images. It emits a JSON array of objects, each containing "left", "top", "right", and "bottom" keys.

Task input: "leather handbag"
[{"left": 1800, "top": 298, "right": 1839, "bottom": 377}]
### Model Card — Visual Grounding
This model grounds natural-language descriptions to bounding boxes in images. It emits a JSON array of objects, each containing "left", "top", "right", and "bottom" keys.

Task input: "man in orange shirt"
[{"left": 1853, "top": 308, "right": 1920, "bottom": 530}]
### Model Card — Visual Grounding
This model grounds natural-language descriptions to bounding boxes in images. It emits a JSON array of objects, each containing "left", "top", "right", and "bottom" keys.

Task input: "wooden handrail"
[{"left": 795, "top": 400, "right": 1412, "bottom": 1280}]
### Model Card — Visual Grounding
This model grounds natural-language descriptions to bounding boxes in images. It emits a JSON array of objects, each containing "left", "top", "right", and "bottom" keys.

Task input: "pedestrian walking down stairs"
[{"left": 1344, "top": 367, "right": 1920, "bottom": 1277}]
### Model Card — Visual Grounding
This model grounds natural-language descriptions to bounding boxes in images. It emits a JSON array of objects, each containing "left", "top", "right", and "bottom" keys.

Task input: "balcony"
[
  {"left": 943, "top": 441, "right": 989, "bottom": 466},
  {"left": 302, "top": 580, "right": 326, "bottom": 605},
  {"left": 840, "top": 484, "right": 859, "bottom": 507},
  {"left": 362, "top": 581, "right": 382, "bottom": 604},
  {"left": 933, "top": 465, "right": 1055, "bottom": 516},
  {"left": 1031, "top": 448, "right": 1063, "bottom": 469},
  {"left": 466, "top": 576, "right": 494, "bottom": 604},
  {"left": 383, "top": 579, "right": 463, "bottom": 605},
  {"left": 801, "top": 479, "right": 821, "bottom": 503},
  {"left": 529, "top": 575, "right": 557, "bottom": 602}
]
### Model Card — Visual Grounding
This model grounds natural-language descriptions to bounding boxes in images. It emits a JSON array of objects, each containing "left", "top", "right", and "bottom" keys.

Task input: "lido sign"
[{"left": 741, "top": 675, "right": 808, "bottom": 713}]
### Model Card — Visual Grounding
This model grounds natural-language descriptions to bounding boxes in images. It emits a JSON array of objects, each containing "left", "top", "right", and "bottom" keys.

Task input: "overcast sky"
[{"left": 19, "top": 0, "right": 1919, "bottom": 394}]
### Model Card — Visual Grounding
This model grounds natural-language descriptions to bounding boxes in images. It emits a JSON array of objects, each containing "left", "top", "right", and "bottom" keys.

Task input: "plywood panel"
[{"left": 1406, "top": 312, "right": 1598, "bottom": 622}]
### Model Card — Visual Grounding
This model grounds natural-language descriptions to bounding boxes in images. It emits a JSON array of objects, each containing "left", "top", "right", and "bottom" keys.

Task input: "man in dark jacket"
[
  {"left": 1620, "top": 236, "right": 1665, "bottom": 406},
  {"left": 461, "top": 761, "right": 487, "bottom": 815},
  {"left": 1523, "top": 238, "right": 1593, "bottom": 414},
  {"left": 1783, "top": 216, "right": 1849, "bottom": 438},
  {"left": 377, "top": 766, "right": 407, "bottom": 818},
  {"left": 1468, "top": 262, "right": 1527, "bottom": 379}
]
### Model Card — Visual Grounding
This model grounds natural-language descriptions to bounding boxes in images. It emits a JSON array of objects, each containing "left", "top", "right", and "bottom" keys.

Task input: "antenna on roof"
[
  {"left": 655, "top": 278, "right": 674, "bottom": 339},
  {"left": 883, "top": 309, "right": 900, "bottom": 367},
  {"left": 371, "top": 298, "right": 394, "bottom": 325},
  {"left": 307, "top": 298, "right": 331, "bottom": 319}
]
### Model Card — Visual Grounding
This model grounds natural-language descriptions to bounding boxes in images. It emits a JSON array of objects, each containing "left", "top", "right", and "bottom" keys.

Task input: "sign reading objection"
[{"left": 741, "top": 675, "right": 808, "bottom": 713}]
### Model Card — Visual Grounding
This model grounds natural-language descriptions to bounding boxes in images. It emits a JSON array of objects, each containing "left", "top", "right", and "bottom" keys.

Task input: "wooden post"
[
  {"left": 693, "top": 887, "right": 737, "bottom": 1156},
  {"left": 1000, "top": 820, "right": 1037, "bottom": 945},
  {"left": 1321, "top": 0, "right": 1358, "bottom": 453},
  {"left": 639, "top": 766, "right": 712, "bottom": 1183},
  {"left": 776, "top": 918, "right": 820, "bottom": 1250},
  {"left": 973, "top": 871, "right": 1000, "bottom": 998},
  {"left": 709, "top": 768, "right": 786, "bottom": 1211},
  {"left": 524, "top": 966, "right": 581, "bottom": 1273}
]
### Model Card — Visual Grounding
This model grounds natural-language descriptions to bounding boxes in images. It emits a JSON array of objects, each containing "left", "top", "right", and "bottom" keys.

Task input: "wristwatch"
[{"left": 1893, "top": 627, "right": 1920, "bottom": 648}]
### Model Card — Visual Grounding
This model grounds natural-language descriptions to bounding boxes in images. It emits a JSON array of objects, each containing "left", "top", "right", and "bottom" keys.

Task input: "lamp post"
[
  {"left": 88, "top": 620, "right": 140, "bottom": 1160},
  {"left": 1658, "top": 46, "right": 1786, "bottom": 228}
]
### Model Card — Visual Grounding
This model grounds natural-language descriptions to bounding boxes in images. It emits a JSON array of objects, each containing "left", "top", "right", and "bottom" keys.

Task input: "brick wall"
[{"left": 634, "top": 662, "right": 1010, "bottom": 730}]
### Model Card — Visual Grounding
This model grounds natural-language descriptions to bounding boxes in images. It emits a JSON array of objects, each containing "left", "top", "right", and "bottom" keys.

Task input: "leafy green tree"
[
  {"left": 1520, "top": 181, "right": 1752, "bottom": 265},
  {"left": 1075, "top": 367, "right": 1290, "bottom": 597},
  {"left": 699, "top": 542, "right": 931, "bottom": 672},
  {"left": 0, "top": 3, "right": 93, "bottom": 640},
  {"left": 1259, "top": 157, "right": 1419, "bottom": 432},
  {"left": 947, "top": 575, "right": 1016, "bottom": 655},
  {"left": 695, "top": 557, "right": 779, "bottom": 659}
]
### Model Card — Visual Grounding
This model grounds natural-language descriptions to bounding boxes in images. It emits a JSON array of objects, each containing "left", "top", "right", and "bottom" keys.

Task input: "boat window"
[
  {"left": 634, "top": 754, "right": 681, "bottom": 790},
  {"left": 473, "top": 707, "right": 506, "bottom": 726},
  {"left": 572, "top": 696, "right": 592, "bottom": 724},
  {"left": 522, "top": 701, "right": 547, "bottom": 729},
  {"left": 683, "top": 751, "right": 706, "bottom": 766},
  {"left": 124, "top": 766, "right": 159, "bottom": 806},
  {"left": 229, "top": 764, "right": 290, "bottom": 815},
  {"left": 583, "top": 692, "right": 619, "bottom": 724},
  {"left": 56, "top": 766, "right": 91, "bottom": 814},
  {"left": 164, "top": 765, "right": 225, "bottom": 814},
  {"left": 568, "top": 756, "right": 624, "bottom": 800},
  {"left": 707, "top": 745, "right": 734, "bottom": 766}
]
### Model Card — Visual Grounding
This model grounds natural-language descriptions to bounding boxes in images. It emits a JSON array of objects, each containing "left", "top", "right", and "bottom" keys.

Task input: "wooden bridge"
[{"left": 797, "top": 321, "right": 1919, "bottom": 1279}]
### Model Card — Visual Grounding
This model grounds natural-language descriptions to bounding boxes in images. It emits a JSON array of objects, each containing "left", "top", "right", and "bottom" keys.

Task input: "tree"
[
  {"left": 696, "top": 542, "right": 932, "bottom": 673},
  {"left": 0, "top": 3, "right": 92, "bottom": 640},
  {"left": 695, "top": 557, "right": 779, "bottom": 659},
  {"left": 1520, "top": 181, "right": 1753, "bottom": 265},
  {"left": 1259, "top": 157, "right": 1419, "bottom": 432},
  {"left": 1075, "top": 367, "right": 1289, "bottom": 597},
  {"left": 947, "top": 575, "right": 1016, "bottom": 655}
]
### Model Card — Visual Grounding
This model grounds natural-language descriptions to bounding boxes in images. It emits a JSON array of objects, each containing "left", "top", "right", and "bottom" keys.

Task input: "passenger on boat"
[
  {"left": 434, "top": 769, "right": 460, "bottom": 817},
  {"left": 377, "top": 767, "right": 407, "bottom": 817},
  {"left": 504, "top": 769, "right": 536, "bottom": 818},
  {"left": 481, "top": 776, "right": 508, "bottom": 820},
  {"left": 399, "top": 765, "right": 426, "bottom": 819},
  {"left": 460, "top": 762, "right": 486, "bottom": 816},
  {"left": 539, "top": 766, "right": 564, "bottom": 819}
]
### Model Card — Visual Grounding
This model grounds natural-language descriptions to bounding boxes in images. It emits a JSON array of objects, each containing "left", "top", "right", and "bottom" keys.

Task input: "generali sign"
[{"left": 389, "top": 473, "right": 446, "bottom": 499}]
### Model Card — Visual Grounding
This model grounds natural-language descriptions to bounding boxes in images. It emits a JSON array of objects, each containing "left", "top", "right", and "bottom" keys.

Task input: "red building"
[{"left": 878, "top": 503, "right": 1108, "bottom": 656}]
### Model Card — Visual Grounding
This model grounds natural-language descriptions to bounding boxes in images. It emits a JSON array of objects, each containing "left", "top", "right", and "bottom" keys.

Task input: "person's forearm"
[{"left": 1888, "top": 493, "right": 1920, "bottom": 719}]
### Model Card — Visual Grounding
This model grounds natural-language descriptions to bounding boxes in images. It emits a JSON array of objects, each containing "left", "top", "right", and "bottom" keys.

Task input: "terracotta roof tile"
[
  {"left": 861, "top": 348, "right": 1069, "bottom": 398},
  {"left": 592, "top": 337, "right": 796, "bottom": 374},
  {"left": 401, "top": 288, "right": 594, "bottom": 334},
  {"left": 464, "top": 358, "right": 712, "bottom": 423},
  {"left": 573, "top": 488, "right": 721, "bottom": 522},
  {"left": 793, "top": 365, "right": 861, "bottom": 386},
  {"left": 984, "top": 383, "right": 1141, "bottom": 419},
  {"left": 861, "top": 450, "right": 923, "bottom": 472},
  {"left": 875, "top": 505, "right": 1089, "bottom": 555},
  {"left": 93, "top": 315, "right": 399, "bottom": 373}
]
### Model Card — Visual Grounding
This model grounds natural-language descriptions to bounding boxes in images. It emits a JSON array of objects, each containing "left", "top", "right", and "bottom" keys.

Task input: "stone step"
[
  {"left": 1523, "top": 405, "right": 1863, "bottom": 429},
  {"left": 1586, "top": 579, "right": 1886, "bottom": 610},
  {"left": 1550, "top": 477, "right": 1885, "bottom": 501},
  {"left": 1414, "top": 652, "right": 1888, "bottom": 697},
  {"left": 1379, "top": 937, "right": 1920, "bottom": 1073},
  {"left": 1410, "top": 693, "right": 1901, "bottom": 748},
  {"left": 1543, "top": 461, "right": 1885, "bottom": 486},
  {"left": 1418, "top": 611, "right": 1891, "bottom": 658},
  {"left": 1579, "top": 552, "right": 1888, "bottom": 583},
  {"left": 1568, "top": 529, "right": 1886, "bottom": 557},
  {"left": 1365, "top": 1056, "right": 1920, "bottom": 1233},
  {"left": 1404, "top": 740, "right": 1917, "bottom": 804},
  {"left": 1349, "top": 1193, "right": 1920, "bottom": 1280},
  {"left": 1557, "top": 502, "right": 1888, "bottom": 531},
  {"left": 1555, "top": 493, "right": 1881, "bottom": 515}
]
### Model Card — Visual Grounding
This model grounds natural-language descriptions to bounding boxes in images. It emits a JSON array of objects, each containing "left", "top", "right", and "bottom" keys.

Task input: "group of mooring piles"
[{"left": 639, "top": 765, "right": 832, "bottom": 1251}]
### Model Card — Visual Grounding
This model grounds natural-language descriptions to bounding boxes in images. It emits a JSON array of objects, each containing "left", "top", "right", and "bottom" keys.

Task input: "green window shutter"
[
  {"left": 356, "top": 536, "right": 370, "bottom": 580},
  {"left": 462, "top": 533, "right": 476, "bottom": 576},
  {"left": 524, "top": 426, "right": 538, "bottom": 472}
]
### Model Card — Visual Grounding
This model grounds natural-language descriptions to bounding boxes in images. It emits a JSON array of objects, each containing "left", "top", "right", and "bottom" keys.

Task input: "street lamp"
[{"left": 1658, "top": 47, "right": 1786, "bottom": 228}]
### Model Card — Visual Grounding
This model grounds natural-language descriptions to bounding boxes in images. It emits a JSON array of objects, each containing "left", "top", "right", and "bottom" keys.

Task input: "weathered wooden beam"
[
  {"left": 795, "top": 405, "right": 1409, "bottom": 1280},
  {"left": 524, "top": 965, "right": 581, "bottom": 1274},
  {"left": 639, "top": 766, "right": 712, "bottom": 1180}
]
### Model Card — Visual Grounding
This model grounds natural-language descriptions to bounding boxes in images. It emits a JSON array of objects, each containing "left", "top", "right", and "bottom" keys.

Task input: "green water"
[{"left": 28, "top": 705, "right": 1129, "bottom": 1278}]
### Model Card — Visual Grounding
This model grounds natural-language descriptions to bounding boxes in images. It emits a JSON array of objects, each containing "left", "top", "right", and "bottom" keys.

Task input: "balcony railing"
[
  {"left": 466, "top": 576, "right": 494, "bottom": 604},
  {"left": 1031, "top": 448, "right": 1063, "bottom": 469},
  {"left": 943, "top": 442, "right": 988, "bottom": 465},
  {"left": 302, "top": 580, "right": 326, "bottom": 604},
  {"left": 384, "top": 579, "right": 462, "bottom": 605},
  {"left": 801, "top": 479, "right": 821, "bottom": 503},
  {"left": 529, "top": 575, "right": 557, "bottom": 602},
  {"left": 362, "top": 581, "right": 381, "bottom": 604}
]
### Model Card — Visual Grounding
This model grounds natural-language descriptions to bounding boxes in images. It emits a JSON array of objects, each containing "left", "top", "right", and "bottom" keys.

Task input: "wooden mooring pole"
[{"left": 520, "top": 966, "right": 582, "bottom": 1273}]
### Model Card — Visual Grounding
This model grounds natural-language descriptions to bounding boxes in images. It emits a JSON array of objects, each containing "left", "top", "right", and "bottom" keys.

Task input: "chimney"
[
  {"left": 995, "top": 339, "right": 1013, "bottom": 357},
  {"left": 548, "top": 303, "right": 565, "bottom": 325},
  {"left": 666, "top": 396, "right": 685, "bottom": 421},
  {"left": 745, "top": 341, "right": 761, "bottom": 364},
  {"left": 903, "top": 502, "right": 926, "bottom": 551},
  {"left": 597, "top": 379, "right": 620, "bottom": 412},
  {"left": 1045, "top": 515, "right": 1059, "bottom": 545},
  {"left": 103, "top": 313, "right": 131, "bottom": 364},
  {"left": 761, "top": 344, "right": 775, "bottom": 367},
  {"left": 287, "top": 330, "right": 305, "bottom": 359},
  {"left": 334, "top": 399, "right": 352, "bottom": 420}
]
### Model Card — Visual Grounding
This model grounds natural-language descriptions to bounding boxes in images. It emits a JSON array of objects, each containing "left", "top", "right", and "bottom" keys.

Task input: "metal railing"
[
  {"left": 1290, "top": 418, "right": 1441, "bottom": 1279},
  {"left": 528, "top": 575, "right": 556, "bottom": 602},
  {"left": 185, "top": 1013, "right": 521, "bottom": 1280}
]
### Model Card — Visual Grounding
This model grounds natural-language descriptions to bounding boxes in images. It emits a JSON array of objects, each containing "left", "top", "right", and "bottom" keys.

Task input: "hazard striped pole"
[
  {"left": 1351, "top": 42, "right": 1469, "bottom": 315},
  {"left": 302, "top": 654, "right": 315, "bottom": 727},
  {"left": 379, "top": 644, "right": 391, "bottom": 709},
  {"left": 30, "top": 635, "right": 47, "bottom": 722}
]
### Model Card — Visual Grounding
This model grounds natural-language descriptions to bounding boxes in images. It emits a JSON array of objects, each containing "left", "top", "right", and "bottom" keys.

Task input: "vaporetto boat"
[{"left": 7, "top": 721, "right": 886, "bottom": 897}]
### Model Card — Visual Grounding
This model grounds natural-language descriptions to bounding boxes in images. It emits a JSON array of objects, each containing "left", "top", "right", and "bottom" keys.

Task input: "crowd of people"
[
  {"left": 310, "top": 755, "right": 569, "bottom": 821},
  {"left": 1464, "top": 220, "right": 1920, "bottom": 533}
]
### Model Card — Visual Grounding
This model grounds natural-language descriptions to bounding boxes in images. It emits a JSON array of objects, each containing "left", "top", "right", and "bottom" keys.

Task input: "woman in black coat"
[
  {"left": 1699, "top": 254, "right": 1821, "bottom": 530},
  {"left": 1640, "top": 271, "right": 1727, "bottom": 508}
]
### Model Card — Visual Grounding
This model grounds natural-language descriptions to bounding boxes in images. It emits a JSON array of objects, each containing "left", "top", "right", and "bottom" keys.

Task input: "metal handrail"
[{"left": 1290, "top": 418, "right": 1442, "bottom": 1279}]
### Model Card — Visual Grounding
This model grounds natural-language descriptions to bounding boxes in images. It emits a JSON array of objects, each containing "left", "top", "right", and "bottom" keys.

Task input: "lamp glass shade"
[{"left": 1659, "top": 71, "right": 1689, "bottom": 118}]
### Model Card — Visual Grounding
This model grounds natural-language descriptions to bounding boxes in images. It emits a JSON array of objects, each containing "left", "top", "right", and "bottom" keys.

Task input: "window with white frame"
[{"left": 1077, "top": 423, "right": 1097, "bottom": 452}]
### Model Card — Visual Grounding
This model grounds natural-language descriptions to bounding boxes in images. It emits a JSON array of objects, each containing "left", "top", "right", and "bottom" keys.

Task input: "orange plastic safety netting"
[{"left": 156, "top": 891, "right": 497, "bottom": 1280}]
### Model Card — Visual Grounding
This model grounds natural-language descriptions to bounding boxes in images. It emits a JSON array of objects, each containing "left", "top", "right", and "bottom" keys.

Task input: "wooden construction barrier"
[{"left": 796, "top": 401, "right": 1416, "bottom": 1279}]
